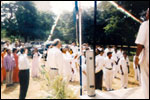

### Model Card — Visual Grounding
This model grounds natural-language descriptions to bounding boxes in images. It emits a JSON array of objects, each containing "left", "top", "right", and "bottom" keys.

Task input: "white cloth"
[
  {"left": 135, "top": 20, "right": 149, "bottom": 64},
  {"left": 47, "top": 47, "right": 64, "bottom": 76},
  {"left": 32, "top": 53, "right": 41, "bottom": 77},
  {"left": 121, "top": 73, "right": 128, "bottom": 88},
  {"left": 135, "top": 20, "right": 149, "bottom": 99},
  {"left": 119, "top": 57, "right": 129, "bottom": 88},
  {"left": 112, "top": 52, "right": 119, "bottom": 77},
  {"left": 104, "top": 48, "right": 112, "bottom": 57},
  {"left": 19, "top": 54, "right": 30, "bottom": 70},
  {"left": 117, "top": 50, "right": 123, "bottom": 59},
  {"left": 62, "top": 53, "right": 72, "bottom": 81},
  {"left": 104, "top": 69, "right": 113, "bottom": 91},
  {"left": 133, "top": 56, "right": 141, "bottom": 84},
  {"left": 71, "top": 46, "right": 78, "bottom": 54},
  {"left": 103, "top": 57, "right": 115, "bottom": 69},
  {"left": 103, "top": 57, "right": 115, "bottom": 91},
  {"left": 119, "top": 57, "right": 129, "bottom": 74},
  {"left": 95, "top": 55, "right": 105, "bottom": 73}
]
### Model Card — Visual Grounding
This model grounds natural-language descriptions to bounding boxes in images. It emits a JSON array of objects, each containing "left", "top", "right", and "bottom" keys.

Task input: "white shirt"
[
  {"left": 117, "top": 50, "right": 123, "bottom": 59},
  {"left": 119, "top": 57, "right": 129, "bottom": 74},
  {"left": 96, "top": 55, "right": 105, "bottom": 73},
  {"left": 71, "top": 46, "right": 78, "bottom": 54},
  {"left": 104, "top": 48, "right": 112, "bottom": 57},
  {"left": 104, "top": 57, "right": 115, "bottom": 69},
  {"left": 47, "top": 47, "right": 64, "bottom": 75},
  {"left": 135, "top": 20, "right": 149, "bottom": 64},
  {"left": 19, "top": 54, "right": 30, "bottom": 70},
  {"left": 112, "top": 52, "right": 119, "bottom": 62}
]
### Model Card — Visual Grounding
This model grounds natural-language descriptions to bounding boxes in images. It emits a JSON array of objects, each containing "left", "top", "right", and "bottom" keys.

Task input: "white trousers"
[
  {"left": 134, "top": 67, "right": 141, "bottom": 85},
  {"left": 104, "top": 69, "right": 113, "bottom": 91},
  {"left": 113, "top": 64, "right": 119, "bottom": 78},
  {"left": 140, "top": 61, "right": 149, "bottom": 99},
  {"left": 121, "top": 73, "right": 128, "bottom": 88}
]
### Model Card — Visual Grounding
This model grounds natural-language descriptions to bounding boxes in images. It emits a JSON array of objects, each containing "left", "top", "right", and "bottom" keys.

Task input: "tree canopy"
[{"left": 1, "top": 1, "right": 149, "bottom": 45}]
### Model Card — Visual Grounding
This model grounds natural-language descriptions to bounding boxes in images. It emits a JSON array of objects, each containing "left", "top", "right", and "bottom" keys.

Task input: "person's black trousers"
[
  {"left": 95, "top": 70, "right": 103, "bottom": 90},
  {"left": 19, "top": 69, "right": 30, "bottom": 99}
]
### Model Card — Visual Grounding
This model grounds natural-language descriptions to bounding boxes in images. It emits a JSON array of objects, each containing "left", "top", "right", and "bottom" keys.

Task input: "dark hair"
[
  {"left": 3, "top": 48, "right": 7, "bottom": 52},
  {"left": 123, "top": 51, "right": 127, "bottom": 55},
  {"left": 6, "top": 49, "right": 10, "bottom": 53},
  {"left": 13, "top": 48, "right": 17, "bottom": 53},
  {"left": 69, "top": 49, "right": 73, "bottom": 53},
  {"left": 20, "top": 48, "right": 25, "bottom": 54},
  {"left": 60, "top": 48, "right": 63, "bottom": 52},
  {"left": 100, "top": 50, "right": 104, "bottom": 53},
  {"left": 107, "top": 52, "right": 112, "bottom": 56}
]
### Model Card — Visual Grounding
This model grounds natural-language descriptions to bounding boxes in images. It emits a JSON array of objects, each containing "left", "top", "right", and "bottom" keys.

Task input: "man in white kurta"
[
  {"left": 135, "top": 8, "right": 149, "bottom": 99},
  {"left": 95, "top": 50, "right": 105, "bottom": 90},
  {"left": 104, "top": 52, "right": 115, "bottom": 91},
  {"left": 47, "top": 39, "right": 64, "bottom": 79},
  {"left": 119, "top": 52, "right": 129, "bottom": 89},
  {"left": 112, "top": 49, "right": 120, "bottom": 78}
]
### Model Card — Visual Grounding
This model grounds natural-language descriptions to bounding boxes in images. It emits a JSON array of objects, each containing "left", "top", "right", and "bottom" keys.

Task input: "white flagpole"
[
  {"left": 78, "top": 1, "right": 83, "bottom": 96},
  {"left": 79, "top": 1, "right": 82, "bottom": 53}
]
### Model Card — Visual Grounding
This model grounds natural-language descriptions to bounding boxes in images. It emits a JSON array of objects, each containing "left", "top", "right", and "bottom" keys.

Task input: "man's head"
[
  {"left": 53, "top": 39, "right": 62, "bottom": 48},
  {"left": 72, "top": 42, "right": 76, "bottom": 46},
  {"left": 107, "top": 52, "right": 112, "bottom": 59},
  {"left": 20, "top": 48, "right": 28, "bottom": 54},
  {"left": 123, "top": 51, "right": 127, "bottom": 58},
  {"left": 6, "top": 49, "right": 11, "bottom": 55},
  {"left": 146, "top": 8, "right": 149, "bottom": 20},
  {"left": 100, "top": 50, "right": 104, "bottom": 56},
  {"left": 13, "top": 48, "right": 17, "bottom": 54}
]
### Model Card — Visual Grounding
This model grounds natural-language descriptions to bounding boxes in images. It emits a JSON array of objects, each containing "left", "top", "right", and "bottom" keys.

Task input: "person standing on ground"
[
  {"left": 104, "top": 52, "right": 115, "bottom": 91},
  {"left": 13, "top": 48, "right": 19, "bottom": 83},
  {"left": 95, "top": 50, "right": 105, "bottom": 90},
  {"left": 4, "top": 49, "right": 16, "bottom": 87},
  {"left": 135, "top": 8, "right": 149, "bottom": 99},
  {"left": 119, "top": 52, "right": 130, "bottom": 89},
  {"left": 47, "top": 39, "right": 64, "bottom": 79},
  {"left": 18, "top": 48, "right": 30, "bottom": 99},
  {"left": 32, "top": 48, "right": 41, "bottom": 78}
]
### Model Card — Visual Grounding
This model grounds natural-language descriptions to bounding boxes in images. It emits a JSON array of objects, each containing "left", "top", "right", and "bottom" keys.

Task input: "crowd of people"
[
  {"left": 1, "top": 39, "right": 142, "bottom": 99},
  {"left": 1, "top": 8, "right": 149, "bottom": 100}
]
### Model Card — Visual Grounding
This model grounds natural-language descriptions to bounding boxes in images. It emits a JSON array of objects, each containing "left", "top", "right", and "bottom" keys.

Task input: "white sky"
[{"left": 2, "top": 1, "right": 101, "bottom": 15}]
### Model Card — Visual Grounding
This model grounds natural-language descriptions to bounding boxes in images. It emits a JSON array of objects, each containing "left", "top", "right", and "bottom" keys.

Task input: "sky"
[{"left": 35, "top": 1, "right": 101, "bottom": 15}]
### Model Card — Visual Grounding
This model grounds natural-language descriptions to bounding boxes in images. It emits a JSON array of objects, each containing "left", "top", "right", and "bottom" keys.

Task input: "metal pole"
[
  {"left": 79, "top": 1, "right": 82, "bottom": 96},
  {"left": 93, "top": 1, "right": 97, "bottom": 72}
]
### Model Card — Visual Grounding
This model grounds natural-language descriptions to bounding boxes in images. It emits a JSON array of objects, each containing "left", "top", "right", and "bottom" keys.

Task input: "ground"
[{"left": 1, "top": 58, "right": 140, "bottom": 99}]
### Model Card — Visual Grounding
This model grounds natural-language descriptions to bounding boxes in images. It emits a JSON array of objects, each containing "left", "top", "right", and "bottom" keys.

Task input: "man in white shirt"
[
  {"left": 119, "top": 52, "right": 130, "bottom": 89},
  {"left": 112, "top": 48, "right": 120, "bottom": 78},
  {"left": 47, "top": 39, "right": 64, "bottom": 79},
  {"left": 104, "top": 52, "right": 115, "bottom": 91},
  {"left": 95, "top": 50, "right": 105, "bottom": 90},
  {"left": 134, "top": 8, "right": 149, "bottom": 99},
  {"left": 117, "top": 48, "right": 123, "bottom": 59},
  {"left": 70, "top": 42, "right": 78, "bottom": 54},
  {"left": 18, "top": 48, "right": 30, "bottom": 99}
]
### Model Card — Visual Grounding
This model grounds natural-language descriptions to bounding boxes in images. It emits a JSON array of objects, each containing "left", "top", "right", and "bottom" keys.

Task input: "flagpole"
[{"left": 78, "top": 1, "right": 83, "bottom": 96}]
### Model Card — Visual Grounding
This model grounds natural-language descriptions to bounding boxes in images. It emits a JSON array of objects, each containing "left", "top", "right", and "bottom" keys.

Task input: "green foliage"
[{"left": 1, "top": 1, "right": 55, "bottom": 42}]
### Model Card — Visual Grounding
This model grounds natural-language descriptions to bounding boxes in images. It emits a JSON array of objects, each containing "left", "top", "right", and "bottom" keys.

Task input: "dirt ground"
[{"left": 1, "top": 58, "right": 140, "bottom": 99}]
